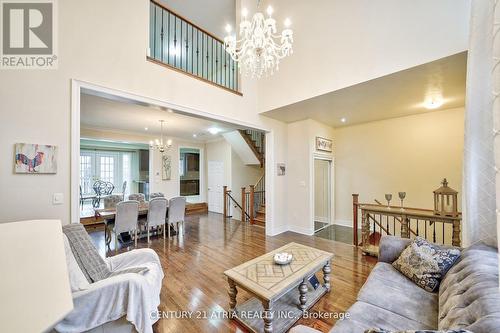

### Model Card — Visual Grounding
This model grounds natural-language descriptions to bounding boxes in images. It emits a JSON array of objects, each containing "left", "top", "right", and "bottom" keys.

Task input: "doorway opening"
[
  {"left": 179, "top": 148, "right": 201, "bottom": 202},
  {"left": 313, "top": 157, "right": 332, "bottom": 233}
]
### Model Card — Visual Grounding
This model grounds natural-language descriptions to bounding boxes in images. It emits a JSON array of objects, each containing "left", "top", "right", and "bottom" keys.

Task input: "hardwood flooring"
[{"left": 89, "top": 212, "right": 376, "bottom": 333}]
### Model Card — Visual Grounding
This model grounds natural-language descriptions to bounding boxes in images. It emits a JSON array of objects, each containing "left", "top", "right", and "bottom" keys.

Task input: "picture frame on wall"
[
  {"left": 162, "top": 155, "right": 171, "bottom": 180},
  {"left": 315, "top": 136, "right": 333, "bottom": 152},
  {"left": 277, "top": 163, "right": 286, "bottom": 176},
  {"left": 14, "top": 143, "right": 58, "bottom": 174}
]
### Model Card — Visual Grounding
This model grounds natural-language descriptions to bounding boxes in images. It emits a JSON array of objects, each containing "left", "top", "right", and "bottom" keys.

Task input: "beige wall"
[
  {"left": 257, "top": 0, "right": 471, "bottom": 112},
  {"left": 334, "top": 107, "right": 465, "bottom": 226}
]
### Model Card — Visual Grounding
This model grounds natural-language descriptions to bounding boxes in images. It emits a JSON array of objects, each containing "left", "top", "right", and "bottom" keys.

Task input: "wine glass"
[
  {"left": 385, "top": 194, "right": 392, "bottom": 208},
  {"left": 398, "top": 192, "right": 406, "bottom": 210}
]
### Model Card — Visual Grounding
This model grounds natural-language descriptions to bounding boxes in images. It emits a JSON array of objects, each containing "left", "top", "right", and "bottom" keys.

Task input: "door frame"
[
  {"left": 70, "top": 79, "right": 269, "bottom": 225},
  {"left": 178, "top": 145, "right": 205, "bottom": 203},
  {"left": 311, "top": 154, "right": 334, "bottom": 233}
]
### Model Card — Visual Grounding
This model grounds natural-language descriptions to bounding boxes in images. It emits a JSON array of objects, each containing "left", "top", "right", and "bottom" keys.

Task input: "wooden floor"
[{"left": 89, "top": 212, "right": 376, "bottom": 333}]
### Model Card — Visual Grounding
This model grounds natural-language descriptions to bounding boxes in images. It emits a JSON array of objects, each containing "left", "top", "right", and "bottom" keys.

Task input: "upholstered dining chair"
[
  {"left": 143, "top": 197, "right": 168, "bottom": 242},
  {"left": 167, "top": 197, "right": 186, "bottom": 238},
  {"left": 128, "top": 193, "right": 146, "bottom": 203},
  {"left": 149, "top": 192, "right": 165, "bottom": 199},
  {"left": 103, "top": 194, "right": 122, "bottom": 209},
  {"left": 112, "top": 200, "right": 139, "bottom": 252}
]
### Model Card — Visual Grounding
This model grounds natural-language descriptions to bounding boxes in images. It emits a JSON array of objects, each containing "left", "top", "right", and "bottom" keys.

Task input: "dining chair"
[
  {"left": 121, "top": 181, "right": 127, "bottom": 200},
  {"left": 167, "top": 197, "right": 186, "bottom": 238},
  {"left": 149, "top": 192, "right": 165, "bottom": 199},
  {"left": 128, "top": 193, "right": 146, "bottom": 203},
  {"left": 112, "top": 200, "right": 139, "bottom": 252},
  {"left": 103, "top": 194, "right": 122, "bottom": 209},
  {"left": 143, "top": 197, "right": 168, "bottom": 242}
]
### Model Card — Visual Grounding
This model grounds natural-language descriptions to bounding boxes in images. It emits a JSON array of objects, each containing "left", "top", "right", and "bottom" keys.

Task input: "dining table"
[{"left": 94, "top": 202, "right": 152, "bottom": 248}]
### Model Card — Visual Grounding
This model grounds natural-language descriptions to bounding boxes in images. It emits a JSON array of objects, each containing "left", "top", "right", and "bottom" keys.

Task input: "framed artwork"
[
  {"left": 277, "top": 163, "right": 286, "bottom": 176},
  {"left": 14, "top": 143, "right": 57, "bottom": 174},
  {"left": 162, "top": 155, "right": 171, "bottom": 180},
  {"left": 315, "top": 137, "right": 333, "bottom": 152}
]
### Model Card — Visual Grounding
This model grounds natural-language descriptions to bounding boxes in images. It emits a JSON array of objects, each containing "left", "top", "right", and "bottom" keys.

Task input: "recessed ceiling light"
[
  {"left": 167, "top": 109, "right": 173, "bottom": 113},
  {"left": 340, "top": 117, "right": 347, "bottom": 123},
  {"left": 144, "top": 127, "right": 148, "bottom": 131},
  {"left": 424, "top": 97, "right": 444, "bottom": 110},
  {"left": 193, "top": 134, "right": 197, "bottom": 138},
  {"left": 207, "top": 127, "right": 222, "bottom": 135}
]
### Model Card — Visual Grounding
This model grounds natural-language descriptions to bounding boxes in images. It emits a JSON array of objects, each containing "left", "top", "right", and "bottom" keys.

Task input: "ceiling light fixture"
[
  {"left": 193, "top": 134, "right": 197, "bottom": 138},
  {"left": 224, "top": 1, "right": 294, "bottom": 78},
  {"left": 149, "top": 120, "right": 172, "bottom": 153},
  {"left": 207, "top": 127, "right": 222, "bottom": 135},
  {"left": 340, "top": 117, "right": 347, "bottom": 123},
  {"left": 144, "top": 127, "right": 148, "bottom": 131}
]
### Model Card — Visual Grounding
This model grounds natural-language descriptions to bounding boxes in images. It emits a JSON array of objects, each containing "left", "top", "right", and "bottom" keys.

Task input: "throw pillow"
[
  {"left": 365, "top": 329, "right": 473, "bottom": 333},
  {"left": 392, "top": 237, "right": 460, "bottom": 292}
]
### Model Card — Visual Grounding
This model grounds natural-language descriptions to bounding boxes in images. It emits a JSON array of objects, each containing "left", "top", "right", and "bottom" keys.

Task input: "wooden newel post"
[
  {"left": 223, "top": 186, "right": 228, "bottom": 218},
  {"left": 241, "top": 187, "right": 246, "bottom": 222},
  {"left": 249, "top": 185, "right": 255, "bottom": 224},
  {"left": 352, "top": 194, "right": 359, "bottom": 246}
]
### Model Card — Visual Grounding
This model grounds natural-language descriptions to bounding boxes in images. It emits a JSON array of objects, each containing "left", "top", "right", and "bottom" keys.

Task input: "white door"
[{"left": 208, "top": 161, "right": 224, "bottom": 213}]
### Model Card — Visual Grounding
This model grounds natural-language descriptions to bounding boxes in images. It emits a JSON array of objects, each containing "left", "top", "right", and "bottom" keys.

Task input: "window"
[{"left": 99, "top": 156, "right": 115, "bottom": 184}]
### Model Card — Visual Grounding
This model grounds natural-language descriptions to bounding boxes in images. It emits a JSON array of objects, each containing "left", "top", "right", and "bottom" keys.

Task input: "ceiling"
[
  {"left": 80, "top": 93, "right": 241, "bottom": 142},
  {"left": 261, "top": 52, "right": 467, "bottom": 127}
]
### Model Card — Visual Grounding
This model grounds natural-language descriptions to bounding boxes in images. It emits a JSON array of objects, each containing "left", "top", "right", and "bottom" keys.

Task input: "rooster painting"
[
  {"left": 16, "top": 151, "right": 45, "bottom": 173},
  {"left": 14, "top": 143, "right": 57, "bottom": 174}
]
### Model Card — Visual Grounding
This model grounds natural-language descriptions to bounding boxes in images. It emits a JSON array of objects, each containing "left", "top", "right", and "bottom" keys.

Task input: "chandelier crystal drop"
[
  {"left": 149, "top": 120, "right": 172, "bottom": 153},
  {"left": 224, "top": 4, "right": 293, "bottom": 78}
]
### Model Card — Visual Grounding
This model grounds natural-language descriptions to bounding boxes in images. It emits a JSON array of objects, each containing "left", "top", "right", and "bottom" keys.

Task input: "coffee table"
[{"left": 224, "top": 242, "right": 334, "bottom": 333}]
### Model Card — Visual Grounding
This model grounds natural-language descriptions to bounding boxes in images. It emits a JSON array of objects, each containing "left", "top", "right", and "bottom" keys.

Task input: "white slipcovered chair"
[
  {"left": 55, "top": 226, "right": 163, "bottom": 333},
  {"left": 167, "top": 197, "right": 186, "bottom": 238}
]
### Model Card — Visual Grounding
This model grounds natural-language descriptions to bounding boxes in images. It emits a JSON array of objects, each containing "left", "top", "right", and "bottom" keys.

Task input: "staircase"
[
  {"left": 239, "top": 129, "right": 265, "bottom": 167},
  {"left": 223, "top": 130, "right": 267, "bottom": 226}
]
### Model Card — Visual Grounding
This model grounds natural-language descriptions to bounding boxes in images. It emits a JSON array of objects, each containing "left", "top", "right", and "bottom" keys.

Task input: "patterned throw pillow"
[
  {"left": 365, "top": 329, "right": 473, "bottom": 333},
  {"left": 392, "top": 237, "right": 460, "bottom": 292}
]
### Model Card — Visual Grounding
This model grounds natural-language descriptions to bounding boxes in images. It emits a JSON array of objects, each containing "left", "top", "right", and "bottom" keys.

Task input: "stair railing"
[
  {"left": 223, "top": 183, "right": 265, "bottom": 224},
  {"left": 352, "top": 194, "right": 462, "bottom": 256},
  {"left": 239, "top": 130, "right": 265, "bottom": 167},
  {"left": 223, "top": 185, "right": 251, "bottom": 222}
]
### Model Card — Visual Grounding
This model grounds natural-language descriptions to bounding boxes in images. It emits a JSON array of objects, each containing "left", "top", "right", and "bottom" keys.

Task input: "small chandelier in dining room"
[
  {"left": 149, "top": 120, "right": 172, "bottom": 153},
  {"left": 223, "top": 1, "right": 294, "bottom": 78}
]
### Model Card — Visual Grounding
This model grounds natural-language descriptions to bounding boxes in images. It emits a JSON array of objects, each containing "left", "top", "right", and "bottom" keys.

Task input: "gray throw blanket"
[{"left": 63, "top": 224, "right": 148, "bottom": 283}]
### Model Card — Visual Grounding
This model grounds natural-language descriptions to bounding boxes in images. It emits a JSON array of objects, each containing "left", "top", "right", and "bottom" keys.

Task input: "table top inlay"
[{"left": 224, "top": 242, "right": 333, "bottom": 301}]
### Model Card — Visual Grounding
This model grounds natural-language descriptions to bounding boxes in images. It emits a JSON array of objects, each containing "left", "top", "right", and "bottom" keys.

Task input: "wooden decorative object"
[{"left": 433, "top": 178, "right": 458, "bottom": 217}]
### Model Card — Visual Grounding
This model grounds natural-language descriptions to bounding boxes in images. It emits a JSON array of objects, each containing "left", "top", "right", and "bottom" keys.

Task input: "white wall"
[
  {"left": 334, "top": 107, "right": 465, "bottom": 226},
  {"left": 0, "top": 0, "right": 290, "bottom": 232},
  {"left": 257, "top": 0, "right": 471, "bottom": 112},
  {"left": 287, "top": 119, "right": 335, "bottom": 234}
]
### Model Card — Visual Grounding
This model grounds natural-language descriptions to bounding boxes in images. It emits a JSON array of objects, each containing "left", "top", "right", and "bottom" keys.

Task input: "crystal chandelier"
[
  {"left": 149, "top": 120, "right": 172, "bottom": 153},
  {"left": 224, "top": 3, "right": 293, "bottom": 78}
]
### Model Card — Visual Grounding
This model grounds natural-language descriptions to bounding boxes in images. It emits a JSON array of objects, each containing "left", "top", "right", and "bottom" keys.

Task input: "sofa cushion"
[
  {"left": 331, "top": 301, "right": 433, "bottom": 333},
  {"left": 392, "top": 237, "right": 461, "bottom": 292},
  {"left": 357, "top": 262, "right": 438, "bottom": 328},
  {"left": 438, "top": 243, "right": 500, "bottom": 333},
  {"left": 62, "top": 234, "right": 89, "bottom": 292}
]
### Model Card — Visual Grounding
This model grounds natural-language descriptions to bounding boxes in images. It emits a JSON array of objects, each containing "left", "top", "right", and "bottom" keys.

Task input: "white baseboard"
[
  {"left": 334, "top": 219, "right": 360, "bottom": 229},
  {"left": 269, "top": 225, "right": 288, "bottom": 236},
  {"left": 288, "top": 225, "right": 314, "bottom": 236},
  {"left": 314, "top": 216, "right": 329, "bottom": 223}
]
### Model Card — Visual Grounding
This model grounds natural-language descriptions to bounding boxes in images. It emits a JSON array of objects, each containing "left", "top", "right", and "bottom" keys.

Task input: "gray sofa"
[{"left": 291, "top": 236, "right": 500, "bottom": 333}]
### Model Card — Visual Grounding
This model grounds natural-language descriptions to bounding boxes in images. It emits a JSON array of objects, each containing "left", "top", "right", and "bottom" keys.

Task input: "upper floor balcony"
[{"left": 148, "top": 0, "right": 240, "bottom": 95}]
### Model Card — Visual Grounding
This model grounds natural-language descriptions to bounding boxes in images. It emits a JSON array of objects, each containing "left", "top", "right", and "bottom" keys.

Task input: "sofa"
[
  {"left": 53, "top": 226, "right": 164, "bottom": 333},
  {"left": 291, "top": 236, "right": 500, "bottom": 333}
]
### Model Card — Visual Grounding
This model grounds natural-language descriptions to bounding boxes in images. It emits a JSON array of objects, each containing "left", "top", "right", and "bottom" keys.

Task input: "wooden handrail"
[
  {"left": 241, "top": 187, "right": 246, "bottom": 222},
  {"left": 223, "top": 186, "right": 228, "bottom": 218}
]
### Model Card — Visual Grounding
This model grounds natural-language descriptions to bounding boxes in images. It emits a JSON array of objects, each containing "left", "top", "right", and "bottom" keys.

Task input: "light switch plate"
[{"left": 53, "top": 193, "right": 64, "bottom": 205}]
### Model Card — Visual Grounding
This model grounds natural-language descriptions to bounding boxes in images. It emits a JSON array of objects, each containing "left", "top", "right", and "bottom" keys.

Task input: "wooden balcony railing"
[
  {"left": 148, "top": 0, "right": 240, "bottom": 94},
  {"left": 352, "top": 194, "right": 462, "bottom": 256}
]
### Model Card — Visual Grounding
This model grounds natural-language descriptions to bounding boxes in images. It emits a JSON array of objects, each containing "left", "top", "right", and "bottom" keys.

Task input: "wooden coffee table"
[{"left": 224, "top": 242, "right": 333, "bottom": 333}]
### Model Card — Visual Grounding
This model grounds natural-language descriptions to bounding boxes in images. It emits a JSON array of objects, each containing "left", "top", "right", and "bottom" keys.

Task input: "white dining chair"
[
  {"left": 112, "top": 200, "right": 139, "bottom": 252},
  {"left": 128, "top": 193, "right": 145, "bottom": 202},
  {"left": 167, "top": 197, "right": 186, "bottom": 238},
  {"left": 144, "top": 197, "right": 168, "bottom": 242}
]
